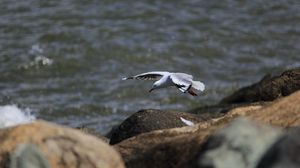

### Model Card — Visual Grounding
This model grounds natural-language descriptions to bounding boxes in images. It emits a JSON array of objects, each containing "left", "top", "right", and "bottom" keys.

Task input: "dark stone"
[
  {"left": 256, "top": 127, "right": 300, "bottom": 168},
  {"left": 220, "top": 68, "right": 300, "bottom": 104},
  {"left": 109, "top": 109, "right": 205, "bottom": 145},
  {"left": 115, "top": 122, "right": 206, "bottom": 168}
]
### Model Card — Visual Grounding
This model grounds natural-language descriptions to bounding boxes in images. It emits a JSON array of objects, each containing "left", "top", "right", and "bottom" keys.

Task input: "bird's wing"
[
  {"left": 170, "top": 73, "right": 193, "bottom": 92},
  {"left": 173, "top": 73, "right": 193, "bottom": 80},
  {"left": 122, "top": 71, "right": 170, "bottom": 81}
]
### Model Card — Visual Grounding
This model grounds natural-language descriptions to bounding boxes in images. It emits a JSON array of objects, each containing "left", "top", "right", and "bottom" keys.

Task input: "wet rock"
[
  {"left": 220, "top": 68, "right": 300, "bottom": 104},
  {"left": 256, "top": 127, "right": 300, "bottom": 168},
  {"left": 198, "top": 118, "right": 283, "bottom": 168},
  {"left": 0, "top": 120, "right": 125, "bottom": 168},
  {"left": 109, "top": 109, "right": 205, "bottom": 145},
  {"left": 114, "top": 91, "right": 300, "bottom": 168}
]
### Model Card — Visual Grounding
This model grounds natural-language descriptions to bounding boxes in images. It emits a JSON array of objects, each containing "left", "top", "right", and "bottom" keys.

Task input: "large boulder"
[
  {"left": 76, "top": 125, "right": 109, "bottom": 143},
  {"left": 109, "top": 109, "right": 205, "bottom": 144},
  {"left": 197, "top": 118, "right": 283, "bottom": 168},
  {"left": 188, "top": 102, "right": 269, "bottom": 115},
  {"left": 256, "top": 127, "right": 300, "bottom": 168},
  {"left": 115, "top": 123, "right": 205, "bottom": 168},
  {"left": 114, "top": 91, "right": 300, "bottom": 168},
  {"left": 220, "top": 68, "right": 300, "bottom": 104},
  {"left": 0, "top": 120, "right": 125, "bottom": 168}
]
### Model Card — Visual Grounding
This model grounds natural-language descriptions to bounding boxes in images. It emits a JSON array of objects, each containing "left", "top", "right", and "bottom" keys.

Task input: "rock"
[
  {"left": 115, "top": 124, "right": 205, "bottom": 168},
  {"left": 10, "top": 143, "right": 50, "bottom": 168},
  {"left": 188, "top": 102, "right": 269, "bottom": 115},
  {"left": 114, "top": 91, "right": 300, "bottom": 168},
  {"left": 76, "top": 125, "right": 109, "bottom": 143},
  {"left": 197, "top": 118, "right": 283, "bottom": 168},
  {"left": 256, "top": 127, "right": 300, "bottom": 168},
  {"left": 109, "top": 109, "right": 205, "bottom": 145},
  {"left": 220, "top": 68, "right": 300, "bottom": 104},
  {"left": 234, "top": 90, "right": 300, "bottom": 127},
  {"left": 0, "top": 120, "right": 125, "bottom": 168}
]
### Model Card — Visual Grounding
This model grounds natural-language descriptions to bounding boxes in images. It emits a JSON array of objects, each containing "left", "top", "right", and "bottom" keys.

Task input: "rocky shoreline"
[{"left": 0, "top": 68, "right": 299, "bottom": 168}]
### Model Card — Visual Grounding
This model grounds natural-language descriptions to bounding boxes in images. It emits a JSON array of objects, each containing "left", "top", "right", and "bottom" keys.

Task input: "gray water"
[{"left": 0, "top": 0, "right": 299, "bottom": 134}]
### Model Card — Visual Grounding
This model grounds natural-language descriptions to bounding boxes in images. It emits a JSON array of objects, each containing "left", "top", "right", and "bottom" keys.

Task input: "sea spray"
[
  {"left": 0, "top": 105, "right": 36, "bottom": 128},
  {"left": 18, "top": 44, "right": 53, "bottom": 69}
]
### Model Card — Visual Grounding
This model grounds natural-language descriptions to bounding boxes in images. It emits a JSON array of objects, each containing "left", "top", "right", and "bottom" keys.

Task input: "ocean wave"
[{"left": 0, "top": 105, "right": 36, "bottom": 128}]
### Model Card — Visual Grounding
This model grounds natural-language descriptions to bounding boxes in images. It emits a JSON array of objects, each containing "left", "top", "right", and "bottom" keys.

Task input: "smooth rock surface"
[
  {"left": 256, "top": 127, "right": 300, "bottom": 168},
  {"left": 220, "top": 68, "right": 300, "bottom": 104},
  {"left": 10, "top": 143, "right": 50, "bottom": 168},
  {"left": 198, "top": 118, "right": 283, "bottom": 168},
  {"left": 110, "top": 109, "right": 205, "bottom": 144},
  {"left": 0, "top": 120, "right": 125, "bottom": 168}
]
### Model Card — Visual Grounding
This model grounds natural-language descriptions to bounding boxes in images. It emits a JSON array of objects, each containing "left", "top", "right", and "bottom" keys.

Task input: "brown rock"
[
  {"left": 231, "top": 90, "right": 300, "bottom": 127},
  {"left": 114, "top": 91, "right": 300, "bottom": 168},
  {"left": 188, "top": 101, "right": 269, "bottom": 115},
  {"left": 115, "top": 125, "right": 205, "bottom": 168},
  {"left": 0, "top": 120, "right": 125, "bottom": 168},
  {"left": 220, "top": 68, "right": 300, "bottom": 104},
  {"left": 76, "top": 125, "right": 109, "bottom": 143},
  {"left": 109, "top": 109, "right": 205, "bottom": 145}
]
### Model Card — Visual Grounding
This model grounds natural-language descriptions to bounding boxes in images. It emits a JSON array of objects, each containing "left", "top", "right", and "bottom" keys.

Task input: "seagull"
[{"left": 122, "top": 71, "right": 205, "bottom": 96}]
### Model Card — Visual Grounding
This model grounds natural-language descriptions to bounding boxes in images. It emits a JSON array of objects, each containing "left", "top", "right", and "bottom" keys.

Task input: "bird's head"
[{"left": 149, "top": 82, "right": 159, "bottom": 92}]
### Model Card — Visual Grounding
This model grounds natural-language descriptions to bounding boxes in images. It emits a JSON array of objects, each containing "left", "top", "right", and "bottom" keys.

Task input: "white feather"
[
  {"left": 180, "top": 117, "right": 195, "bottom": 126},
  {"left": 192, "top": 81, "right": 205, "bottom": 91}
]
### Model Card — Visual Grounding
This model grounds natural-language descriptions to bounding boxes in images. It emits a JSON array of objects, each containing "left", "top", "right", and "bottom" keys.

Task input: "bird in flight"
[{"left": 122, "top": 71, "right": 205, "bottom": 96}]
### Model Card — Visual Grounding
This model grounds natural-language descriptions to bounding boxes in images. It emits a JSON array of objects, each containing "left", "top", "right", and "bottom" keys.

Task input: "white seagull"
[{"left": 122, "top": 71, "right": 205, "bottom": 96}]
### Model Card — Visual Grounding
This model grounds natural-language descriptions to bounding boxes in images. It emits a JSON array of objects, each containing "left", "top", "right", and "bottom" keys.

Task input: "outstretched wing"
[
  {"left": 122, "top": 71, "right": 170, "bottom": 81},
  {"left": 170, "top": 73, "right": 193, "bottom": 92}
]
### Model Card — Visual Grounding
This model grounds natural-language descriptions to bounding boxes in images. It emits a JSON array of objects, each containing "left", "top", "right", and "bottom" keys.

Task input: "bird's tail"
[{"left": 191, "top": 81, "right": 205, "bottom": 91}]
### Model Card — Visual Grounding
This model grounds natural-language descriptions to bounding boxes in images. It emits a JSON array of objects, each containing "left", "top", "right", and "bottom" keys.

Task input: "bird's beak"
[{"left": 149, "top": 88, "right": 154, "bottom": 92}]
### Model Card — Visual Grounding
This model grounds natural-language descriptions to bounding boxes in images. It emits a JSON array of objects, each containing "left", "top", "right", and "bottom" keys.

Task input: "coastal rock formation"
[
  {"left": 197, "top": 118, "right": 282, "bottom": 168},
  {"left": 220, "top": 68, "right": 300, "bottom": 104},
  {"left": 10, "top": 143, "right": 50, "bottom": 168},
  {"left": 190, "top": 68, "right": 300, "bottom": 116},
  {"left": 257, "top": 127, "right": 300, "bottom": 168},
  {"left": 109, "top": 109, "right": 205, "bottom": 144},
  {"left": 0, "top": 121, "right": 125, "bottom": 168},
  {"left": 115, "top": 123, "right": 203, "bottom": 168},
  {"left": 76, "top": 125, "right": 109, "bottom": 143},
  {"left": 114, "top": 91, "right": 300, "bottom": 168}
]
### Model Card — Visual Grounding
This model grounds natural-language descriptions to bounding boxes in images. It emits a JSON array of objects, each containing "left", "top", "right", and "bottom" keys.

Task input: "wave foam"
[{"left": 0, "top": 105, "right": 36, "bottom": 128}]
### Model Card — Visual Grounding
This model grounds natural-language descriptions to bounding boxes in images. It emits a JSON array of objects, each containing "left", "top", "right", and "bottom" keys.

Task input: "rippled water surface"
[{"left": 1, "top": 0, "right": 299, "bottom": 134}]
